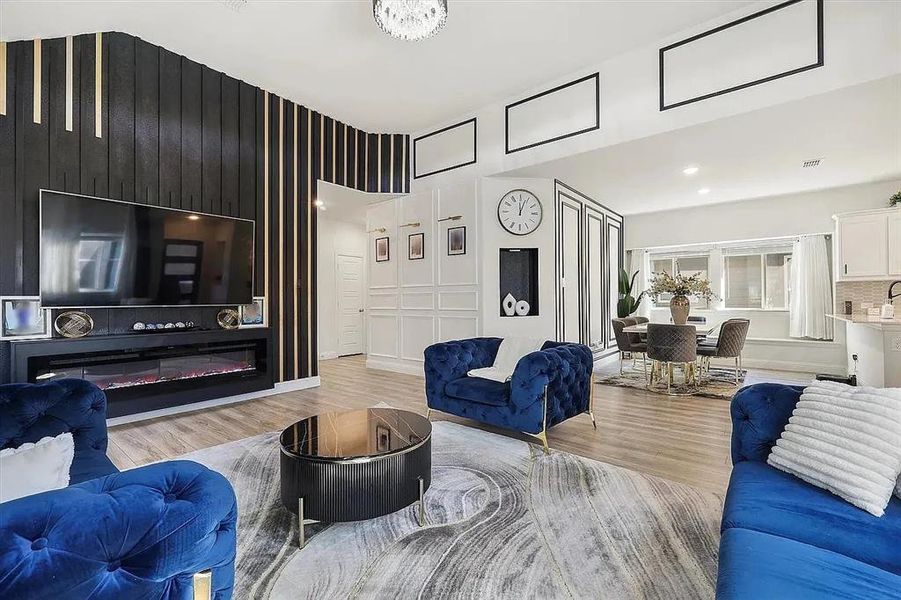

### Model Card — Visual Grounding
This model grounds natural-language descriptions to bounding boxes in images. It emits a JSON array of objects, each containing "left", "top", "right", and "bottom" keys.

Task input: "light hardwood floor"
[{"left": 108, "top": 355, "right": 810, "bottom": 495}]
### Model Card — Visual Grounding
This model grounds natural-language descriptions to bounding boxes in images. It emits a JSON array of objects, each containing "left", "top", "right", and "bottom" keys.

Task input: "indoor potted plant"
[
  {"left": 648, "top": 272, "right": 717, "bottom": 325},
  {"left": 890, "top": 191, "right": 900, "bottom": 208},
  {"left": 617, "top": 268, "right": 646, "bottom": 318}
]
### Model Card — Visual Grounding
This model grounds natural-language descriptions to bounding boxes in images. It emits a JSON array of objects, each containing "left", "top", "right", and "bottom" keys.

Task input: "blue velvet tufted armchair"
[
  {"left": 0, "top": 379, "right": 237, "bottom": 600},
  {"left": 423, "top": 338, "right": 595, "bottom": 452}
]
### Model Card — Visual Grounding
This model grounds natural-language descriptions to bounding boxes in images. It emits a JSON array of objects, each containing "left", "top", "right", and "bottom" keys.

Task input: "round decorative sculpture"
[
  {"left": 217, "top": 308, "right": 240, "bottom": 330},
  {"left": 54, "top": 311, "right": 94, "bottom": 338},
  {"left": 132, "top": 322, "right": 146, "bottom": 331},
  {"left": 515, "top": 300, "right": 531, "bottom": 316}
]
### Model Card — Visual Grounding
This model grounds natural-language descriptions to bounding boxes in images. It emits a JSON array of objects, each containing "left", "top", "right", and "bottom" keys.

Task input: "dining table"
[{"left": 622, "top": 320, "right": 721, "bottom": 338}]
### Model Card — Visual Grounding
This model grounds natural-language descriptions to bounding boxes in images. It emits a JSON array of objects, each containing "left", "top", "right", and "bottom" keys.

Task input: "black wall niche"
[{"left": 0, "top": 32, "right": 411, "bottom": 386}]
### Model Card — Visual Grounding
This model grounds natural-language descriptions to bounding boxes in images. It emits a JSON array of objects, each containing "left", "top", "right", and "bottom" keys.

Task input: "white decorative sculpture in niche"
[
  {"left": 515, "top": 300, "right": 530, "bottom": 316},
  {"left": 502, "top": 293, "right": 516, "bottom": 316}
]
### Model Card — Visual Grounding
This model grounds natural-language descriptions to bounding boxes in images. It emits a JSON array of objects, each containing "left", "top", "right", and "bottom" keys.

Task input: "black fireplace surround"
[{"left": 10, "top": 328, "right": 272, "bottom": 418}]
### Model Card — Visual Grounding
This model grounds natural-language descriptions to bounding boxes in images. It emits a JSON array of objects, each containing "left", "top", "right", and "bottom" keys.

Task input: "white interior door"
[
  {"left": 607, "top": 220, "right": 622, "bottom": 346},
  {"left": 585, "top": 207, "right": 604, "bottom": 348},
  {"left": 337, "top": 255, "right": 365, "bottom": 356}
]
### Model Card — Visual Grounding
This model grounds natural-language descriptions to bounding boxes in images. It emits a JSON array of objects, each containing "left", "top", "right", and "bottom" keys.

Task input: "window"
[
  {"left": 649, "top": 254, "right": 709, "bottom": 305},
  {"left": 724, "top": 252, "right": 792, "bottom": 309},
  {"left": 76, "top": 236, "right": 123, "bottom": 293}
]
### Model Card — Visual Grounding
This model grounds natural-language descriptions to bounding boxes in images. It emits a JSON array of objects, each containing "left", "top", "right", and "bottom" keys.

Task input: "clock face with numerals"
[{"left": 497, "top": 189, "right": 542, "bottom": 235}]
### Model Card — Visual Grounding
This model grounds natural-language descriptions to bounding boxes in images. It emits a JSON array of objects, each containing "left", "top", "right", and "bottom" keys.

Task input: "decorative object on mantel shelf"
[
  {"left": 54, "top": 311, "right": 94, "bottom": 338},
  {"left": 616, "top": 268, "right": 646, "bottom": 318},
  {"left": 648, "top": 272, "right": 717, "bottom": 325},
  {"left": 0, "top": 297, "right": 51, "bottom": 340},
  {"left": 890, "top": 191, "right": 901, "bottom": 207},
  {"left": 217, "top": 308, "right": 240, "bottom": 330},
  {"left": 239, "top": 297, "right": 267, "bottom": 328},
  {"left": 373, "top": 0, "right": 448, "bottom": 41}
]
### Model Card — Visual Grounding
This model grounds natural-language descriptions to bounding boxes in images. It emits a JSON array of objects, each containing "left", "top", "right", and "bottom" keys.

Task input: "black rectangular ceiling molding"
[
  {"left": 505, "top": 72, "right": 600, "bottom": 155},
  {"left": 659, "top": 0, "right": 824, "bottom": 111},
  {"left": 413, "top": 117, "right": 477, "bottom": 179}
]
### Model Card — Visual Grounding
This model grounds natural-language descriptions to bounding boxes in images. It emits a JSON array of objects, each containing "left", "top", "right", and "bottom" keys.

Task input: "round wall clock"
[{"left": 497, "top": 189, "right": 542, "bottom": 235}]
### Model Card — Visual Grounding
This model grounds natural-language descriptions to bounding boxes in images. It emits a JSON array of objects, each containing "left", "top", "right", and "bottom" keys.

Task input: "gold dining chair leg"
[
  {"left": 620, "top": 352, "right": 625, "bottom": 375},
  {"left": 734, "top": 357, "right": 740, "bottom": 385},
  {"left": 643, "top": 354, "right": 648, "bottom": 384}
]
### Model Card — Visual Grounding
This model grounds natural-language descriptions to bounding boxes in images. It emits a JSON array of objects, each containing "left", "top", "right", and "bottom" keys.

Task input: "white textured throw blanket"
[
  {"left": 467, "top": 337, "right": 545, "bottom": 383},
  {"left": 767, "top": 380, "right": 901, "bottom": 517}
]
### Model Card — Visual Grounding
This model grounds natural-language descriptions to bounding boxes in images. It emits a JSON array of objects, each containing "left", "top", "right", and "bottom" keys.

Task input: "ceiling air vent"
[
  {"left": 220, "top": 0, "right": 248, "bottom": 12},
  {"left": 802, "top": 158, "right": 824, "bottom": 168}
]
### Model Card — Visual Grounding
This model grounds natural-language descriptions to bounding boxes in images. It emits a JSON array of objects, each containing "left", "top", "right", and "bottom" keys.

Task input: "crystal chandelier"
[{"left": 373, "top": 0, "right": 448, "bottom": 41}]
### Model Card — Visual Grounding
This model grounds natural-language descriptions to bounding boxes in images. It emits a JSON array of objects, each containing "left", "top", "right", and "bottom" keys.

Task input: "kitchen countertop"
[{"left": 827, "top": 314, "right": 901, "bottom": 328}]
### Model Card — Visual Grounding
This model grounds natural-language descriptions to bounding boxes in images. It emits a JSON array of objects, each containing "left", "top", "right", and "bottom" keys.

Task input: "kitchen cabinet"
[
  {"left": 834, "top": 209, "right": 897, "bottom": 281},
  {"left": 889, "top": 212, "right": 901, "bottom": 276}
]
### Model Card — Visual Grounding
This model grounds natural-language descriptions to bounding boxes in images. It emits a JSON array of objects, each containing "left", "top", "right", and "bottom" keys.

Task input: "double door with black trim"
[{"left": 554, "top": 182, "right": 623, "bottom": 357}]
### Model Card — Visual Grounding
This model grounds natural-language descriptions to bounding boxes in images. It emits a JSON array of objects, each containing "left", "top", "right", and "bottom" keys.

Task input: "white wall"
[
  {"left": 479, "top": 176, "right": 557, "bottom": 340},
  {"left": 317, "top": 216, "right": 368, "bottom": 360},
  {"left": 625, "top": 179, "right": 901, "bottom": 250},
  {"left": 410, "top": 1, "right": 900, "bottom": 193}
]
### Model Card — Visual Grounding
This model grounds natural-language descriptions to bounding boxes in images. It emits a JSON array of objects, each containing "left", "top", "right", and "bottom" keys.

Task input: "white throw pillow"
[
  {"left": 0, "top": 432, "right": 74, "bottom": 503},
  {"left": 767, "top": 380, "right": 901, "bottom": 517}
]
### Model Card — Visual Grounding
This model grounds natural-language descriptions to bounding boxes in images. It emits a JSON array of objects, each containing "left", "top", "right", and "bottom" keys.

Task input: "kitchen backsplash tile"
[{"left": 835, "top": 281, "right": 898, "bottom": 314}]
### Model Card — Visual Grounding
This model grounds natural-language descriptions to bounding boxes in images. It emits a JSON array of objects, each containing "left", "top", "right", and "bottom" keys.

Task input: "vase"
[
  {"left": 502, "top": 293, "right": 517, "bottom": 316},
  {"left": 514, "top": 300, "right": 530, "bottom": 316},
  {"left": 670, "top": 294, "right": 690, "bottom": 325}
]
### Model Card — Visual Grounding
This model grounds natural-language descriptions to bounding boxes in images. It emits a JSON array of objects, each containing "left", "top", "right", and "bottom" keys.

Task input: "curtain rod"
[{"left": 627, "top": 232, "right": 833, "bottom": 253}]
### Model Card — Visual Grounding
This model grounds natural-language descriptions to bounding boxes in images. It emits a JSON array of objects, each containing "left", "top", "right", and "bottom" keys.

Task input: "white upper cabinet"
[
  {"left": 889, "top": 212, "right": 901, "bottom": 276},
  {"left": 834, "top": 208, "right": 898, "bottom": 281}
]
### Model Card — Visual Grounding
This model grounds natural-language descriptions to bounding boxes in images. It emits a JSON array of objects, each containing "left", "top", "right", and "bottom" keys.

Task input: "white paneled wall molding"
[{"left": 366, "top": 183, "right": 480, "bottom": 375}]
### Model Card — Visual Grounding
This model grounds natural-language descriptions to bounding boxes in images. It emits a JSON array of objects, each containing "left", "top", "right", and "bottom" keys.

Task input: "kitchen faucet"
[{"left": 889, "top": 281, "right": 901, "bottom": 305}]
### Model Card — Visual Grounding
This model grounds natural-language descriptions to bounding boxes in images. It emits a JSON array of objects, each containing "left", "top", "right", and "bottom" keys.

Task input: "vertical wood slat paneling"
[
  {"left": 107, "top": 32, "right": 135, "bottom": 201},
  {"left": 0, "top": 32, "right": 412, "bottom": 386},
  {"left": 79, "top": 32, "right": 108, "bottom": 198},
  {"left": 181, "top": 57, "right": 202, "bottom": 212},
  {"left": 134, "top": 38, "right": 159, "bottom": 205},
  {"left": 201, "top": 65, "right": 221, "bottom": 215},
  {"left": 47, "top": 36, "right": 79, "bottom": 194},
  {"left": 221, "top": 75, "right": 239, "bottom": 217},
  {"left": 0, "top": 42, "right": 17, "bottom": 294},
  {"left": 158, "top": 47, "right": 181, "bottom": 208}
]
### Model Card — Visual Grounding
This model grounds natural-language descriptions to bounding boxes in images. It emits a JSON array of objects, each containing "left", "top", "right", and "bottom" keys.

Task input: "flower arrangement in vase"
[{"left": 647, "top": 272, "right": 718, "bottom": 325}]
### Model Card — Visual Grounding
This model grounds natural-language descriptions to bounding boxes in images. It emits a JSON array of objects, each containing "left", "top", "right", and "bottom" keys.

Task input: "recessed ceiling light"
[
  {"left": 313, "top": 199, "right": 324, "bottom": 208},
  {"left": 682, "top": 166, "right": 699, "bottom": 175},
  {"left": 187, "top": 214, "right": 200, "bottom": 220},
  {"left": 697, "top": 188, "right": 710, "bottom": 195}
]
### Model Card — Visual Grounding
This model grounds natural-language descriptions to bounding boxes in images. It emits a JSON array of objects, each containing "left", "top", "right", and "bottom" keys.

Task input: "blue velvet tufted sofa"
[
  {"left": 0, "top": 379, "right": 238, "bottom": 600},
  {"left": 423, "top": 338, "right": 594, "bottom": 451},
  {"left": 718, "top": 383, "right": 901, "bottom": 598}
]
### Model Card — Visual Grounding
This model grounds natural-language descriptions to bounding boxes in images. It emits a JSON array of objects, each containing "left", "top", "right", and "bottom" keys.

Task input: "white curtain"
[
  {"left": 790, "top": 235, "right": 833, "bottom": 340},
  {"left": 629, "top": 249, "right": 652, "bottom": 319}
]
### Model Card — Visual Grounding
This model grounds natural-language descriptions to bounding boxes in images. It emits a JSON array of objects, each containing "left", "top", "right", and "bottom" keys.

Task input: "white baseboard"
[
  {"left": 319, "top": 351, "right": 339, "bottom": 360},
  {"left": 107, "top": 376, "right": 321, "bottom": 427},
  {"left": 366, "top": 356, "right": 425, "bottom": 377}
]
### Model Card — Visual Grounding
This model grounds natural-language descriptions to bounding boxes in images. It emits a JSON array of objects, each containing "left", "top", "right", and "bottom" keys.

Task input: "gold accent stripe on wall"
[
  {"left": 278, "top": 97, "right": 285, "bottom": 382},
  {"left": 263, "top": 91, "right": 270, "bottom": 326},
  {"left": 33, "top": 39, "right": 41, "bottom": 124},
  {"left": 65, "top": 36, "right": 73, "bottom": 131},
  {"left": 293, "top": 103, "right": 299, "bottom": 380},
  {"left": 0, "top": 42, "right": 7, "bottom": 116},
  {"left": 94, "top": 32, "right": 102, "bottom": 138}
]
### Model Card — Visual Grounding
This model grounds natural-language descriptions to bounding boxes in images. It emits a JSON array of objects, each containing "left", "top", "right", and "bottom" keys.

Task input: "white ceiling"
[
  {"left": 505, "top": 75, "right": 901, "bottom": 215},
  {"left": 318, "top": 181, "right": 397, "bottom": 225},
  {"left": 0, "top": 0, "right": 755, "bottom": 132}
]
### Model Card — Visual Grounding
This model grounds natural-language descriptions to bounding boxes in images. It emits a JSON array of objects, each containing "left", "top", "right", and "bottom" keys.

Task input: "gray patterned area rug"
[
  {"left": 597, "top": 365, "right": 747, "bottom": 399},
  {"left": 179, "top": 421, "right": 722, "bottom": 599}
]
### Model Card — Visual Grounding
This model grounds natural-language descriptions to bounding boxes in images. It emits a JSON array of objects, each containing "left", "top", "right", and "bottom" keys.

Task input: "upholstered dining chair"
[
  {"left": 697, "top": 318, "right": 750, "bottom": 384},
  {"left": 612, "top": 318, "right": 648, "bottom": 379},
  {"left": 646, "top": 324, "right": 698, "bottom": 393}
]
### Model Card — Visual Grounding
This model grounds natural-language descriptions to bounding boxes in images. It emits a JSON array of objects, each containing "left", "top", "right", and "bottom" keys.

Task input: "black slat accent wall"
[{"left": 0, "top": 32, "right": 410, "bottom": 386}]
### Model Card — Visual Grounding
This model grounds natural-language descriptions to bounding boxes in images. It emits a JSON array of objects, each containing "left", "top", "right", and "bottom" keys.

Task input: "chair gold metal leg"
[
  {"left": 426, "top": 408, "right": 432, "bottom": 421},
  {"left": 417, "top": 476, "right": 425, "bottom": 526},
  {"left": 535, "top": 430, "right": 550, "bottom": 454},
  {"left": 298, "top": 497, "right": 305, "bottom": 548},
  {"left": 735, "top": 357, "right": 739, "bottom": 385},
  {"left": 588, "top": 373, "right": 597, "bottom": 429},
  {"left": 620, "top": 352, "right": 625, "bottom": 375},
  {"left": 193, "top": 570, "right": 212, "bottom": 600},
  {"left": 643, "top": 354, "right": 648, "bottom": 384}
]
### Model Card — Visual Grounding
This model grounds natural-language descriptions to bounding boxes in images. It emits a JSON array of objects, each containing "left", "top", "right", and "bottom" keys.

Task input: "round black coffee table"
[{"left": 279, "top": 407, "right": 432, "bottom": 546}]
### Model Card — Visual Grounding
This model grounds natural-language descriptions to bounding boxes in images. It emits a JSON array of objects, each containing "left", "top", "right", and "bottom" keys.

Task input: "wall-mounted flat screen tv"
[{"left": 40, "top": 190, "right": 255, "bottom": 307}]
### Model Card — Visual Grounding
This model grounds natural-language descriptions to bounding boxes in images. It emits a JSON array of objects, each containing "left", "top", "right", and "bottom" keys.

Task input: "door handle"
[
  {"left": 358, "top": 308, "right": 365, "bottom": 312},
  {"left": 844, "top": 264, "right": 848, "bottom": 275}
]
